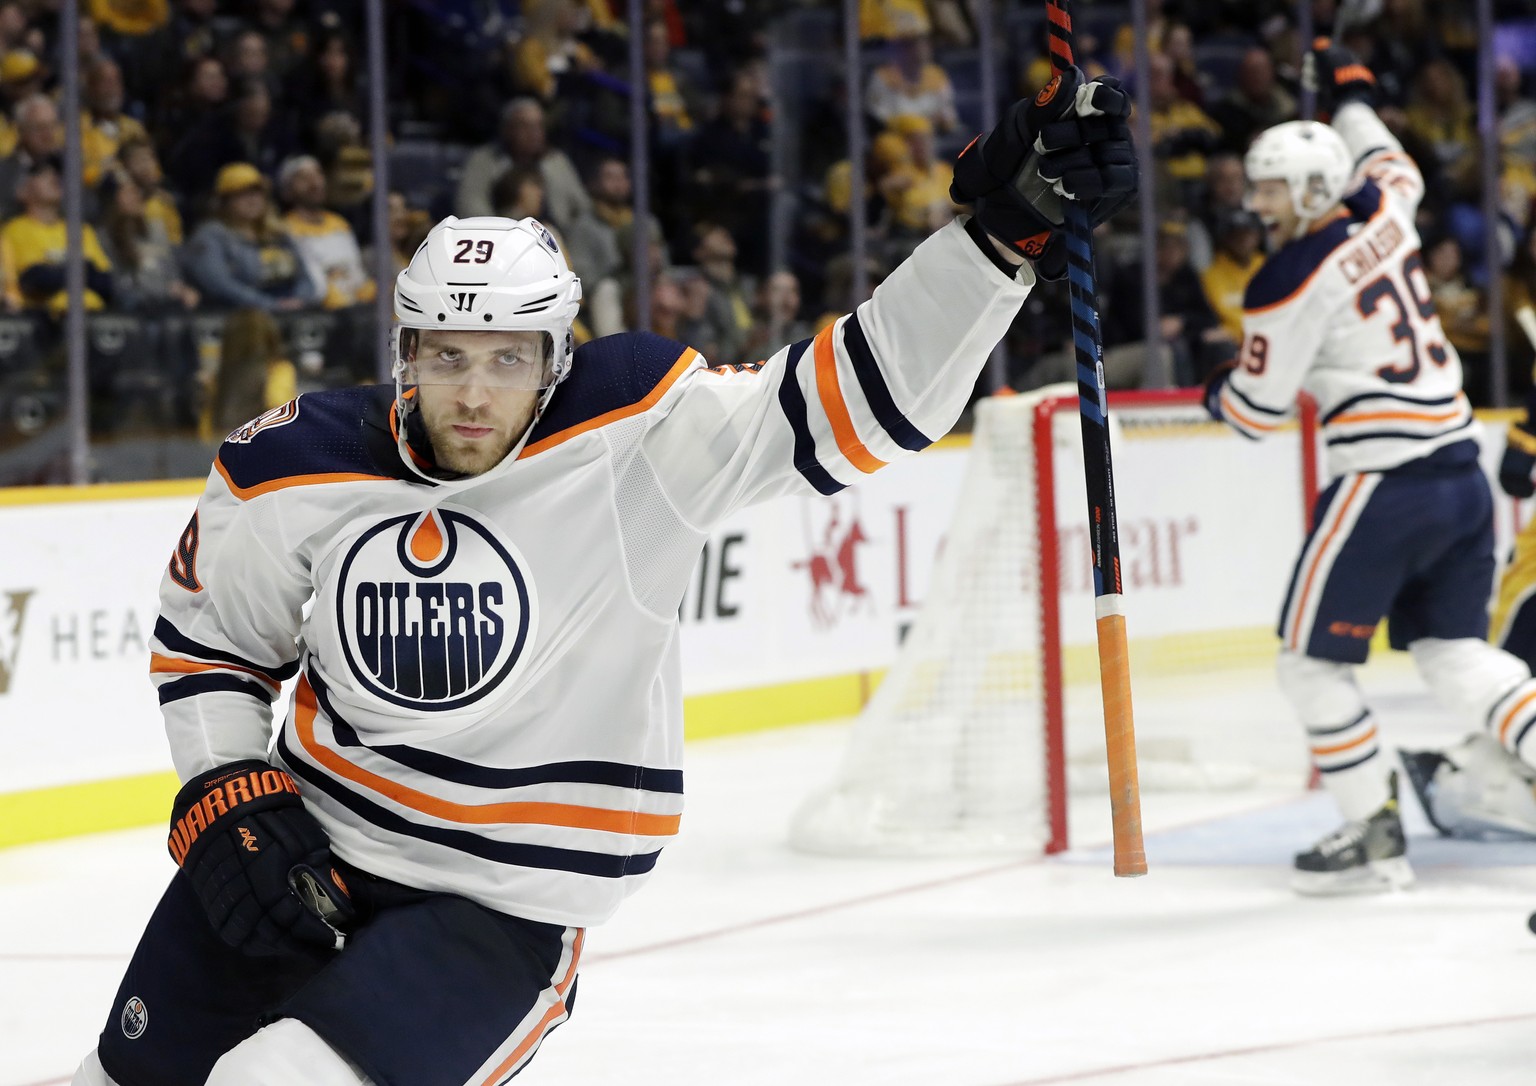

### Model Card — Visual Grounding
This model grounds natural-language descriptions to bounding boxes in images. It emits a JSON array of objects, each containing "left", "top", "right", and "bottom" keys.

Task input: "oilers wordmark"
[{"left": 352, "top": 579, "right": 506, "bottom": 699}]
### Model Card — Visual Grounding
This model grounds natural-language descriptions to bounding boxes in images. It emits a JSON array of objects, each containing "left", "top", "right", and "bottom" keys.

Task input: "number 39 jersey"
[
  {"left": 146, "top": 220, "right": 1033, "bottom": 929},
  {"left": 1216, "top": 102, "right": 1476, "bottom": 476}
]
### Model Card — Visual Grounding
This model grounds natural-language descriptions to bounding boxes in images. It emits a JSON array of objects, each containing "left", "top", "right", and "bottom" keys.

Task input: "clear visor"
[{"left": 398, "top": 329, "right": 555, "bottom": 391}]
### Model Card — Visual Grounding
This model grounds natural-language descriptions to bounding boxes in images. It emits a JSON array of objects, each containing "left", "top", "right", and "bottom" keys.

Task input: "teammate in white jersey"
[
  {"left": 1205, "top": 43, "right": 1536, "bottom": 895},
  {"left": 70, "top": 68, "right": 1136, "bottom": 1086}
]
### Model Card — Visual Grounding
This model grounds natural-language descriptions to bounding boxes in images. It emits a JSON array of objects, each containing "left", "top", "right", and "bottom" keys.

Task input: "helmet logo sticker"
[{"left": 450, "top": 292, "right": 477, "bottom": 312}]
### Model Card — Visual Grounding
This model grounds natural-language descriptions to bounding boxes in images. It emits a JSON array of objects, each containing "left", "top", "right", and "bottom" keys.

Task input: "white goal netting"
[{"left": 790, "top": 386, "right": 1316, "bottom": 857}]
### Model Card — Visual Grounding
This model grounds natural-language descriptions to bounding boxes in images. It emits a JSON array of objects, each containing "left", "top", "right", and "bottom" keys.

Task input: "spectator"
[
  {"left": 277, "top": 154, "right": 373, "bottom": 310},
  {"left": 490, "top": 166, "right": 547, "bottom": 221},
  {"left": 1405, "top": 58, "right": 1477, "bottom": 192},
  {"left": 884, "top": 113, "right": 956, "bottom": 242},
  {"left": 0, "top": 48, "right": 43, "bottom": 151},
  {"left": 1163, "top": 21, "right": 1208, "bottom": 108},
  {"left": 690, "top": 221, "right": 753, "bottom": 365},
  {"left": 89, "top": 0, "right": 170, "bottom": 37},
  {"left": 97, "top": 171, "right": 199, "bottom": 313},
  {"left": 1187, "top": 152, "right": 1246, "bottom": 271},
  {"left": 643, "top": 16, "right": 695, "bottom": 147},
  {"left": 455, "top": 98, "right": 589, "bottom": 228},
  {"left": 824, "top": 129, "right": 913, "bottom": 226},
  {"left": 1102, "top": 219, "right": 1224, "bottom": 387},
  {"left": 154, "top": 53, "right": 227, "bottom": 155},
  {"left": 1497, "top": 56, "right": 1536, "bottom": 165},
  {"left": 562, "top": 156, "right": 653, "bottom": 285},
  {"left": 224, "top": 28, "right": 280, "bottom": 105},
  {"left": 362, "top": 190, "right": 430, "bottom": 278},
  {"left": 1147, "top": 53, "right": 1221, "bottom": 201},
  {"left": 860, "top": 0, "right": 929, "bottom": 42},
  {"left": 250, "top": 0, "right": 313, "bottom": 84},
  {"left": 117, "top": 136, "right": 182, "bottom": 245},
  {"left": 1, "top": 162, "right": 114, "bottom": 314},
  {"left": 80, "top": 56, "right": 149, "bottom": 187},
  {"left": 184, "top": 161, "right": 316, "bottom": 312},
  {"left": 741, "top": 269, "right": 811, "bottom": 360},
  {"left": 1199, "top": 208, "right": 1264, "bottom": 342},
  {"left": 1208, "top": 47, "right": 1296, "bottom": 154},
  {"left": 865, "top": 30, "right": 959, "bottom": 133},
  {"left": 0, "top": 93, "right": 61, "bottom": 221},
  {"left": 283, "top": 28, "right": 364, "bottom": 156},
  {"left": 504, "top": 0, "right": 601, "bottom": 107},
  {"left": 170, "top": 78, "right": 294, "bottom": 214},
  {"left": 1424, "top": 233, "right": 1490, "bottom": 401},
  {"left": 686, "top": 70, "right": 773, "bottom": 276},
  {"left": 1505, "top": 224, "right": 1536, "bottom": 401},
  {"left": 634, "top": 268, "right": 685, "bottom": 339}
]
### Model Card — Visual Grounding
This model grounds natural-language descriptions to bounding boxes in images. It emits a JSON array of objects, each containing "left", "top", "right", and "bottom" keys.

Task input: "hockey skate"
[
  {"left": 1292, "top": 772, "right": 1413, "bottom": 896},
  {"left": 1399, "top": 733, "right": 1536, "bottom": 841}
]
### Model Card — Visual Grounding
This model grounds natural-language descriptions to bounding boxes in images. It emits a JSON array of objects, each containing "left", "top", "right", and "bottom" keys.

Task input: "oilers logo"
[{"left": 335, "top": 507, "right": 535, "bottom": 711}]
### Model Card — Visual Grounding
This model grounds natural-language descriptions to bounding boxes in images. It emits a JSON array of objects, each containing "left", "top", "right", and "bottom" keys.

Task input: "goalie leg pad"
[
  {"left": 1410, "top": 638, "right": 1536, "bottom": 766},
  {"left": 1277, "top": 651, "right": 1390, "bottom": 819},
  {"left": 207, "top": 1019, "right": 371, "bottom": 1086},
  {"left": 1400, "top": 732, "right": 1536, "bottom": 840}
]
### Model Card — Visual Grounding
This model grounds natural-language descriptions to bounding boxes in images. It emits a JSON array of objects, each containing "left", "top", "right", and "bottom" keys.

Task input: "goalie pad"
[{"left": 1400, "top": 733, "right": 1536, "bottom": 840}]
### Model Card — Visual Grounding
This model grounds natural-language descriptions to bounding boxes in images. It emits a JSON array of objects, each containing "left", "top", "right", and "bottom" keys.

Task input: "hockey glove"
[
  {"left": 1500, "top": 423, "right": 1536, "bottom": 499},
  {"left": 951, "top": 65, "right": 1137, "bottom": 277},
  {"left": 1303, "top": 38, "right": 1377, "bottom": 119},
  {"left": 168, "top": 760, "right": 355, "bottom": 958}
]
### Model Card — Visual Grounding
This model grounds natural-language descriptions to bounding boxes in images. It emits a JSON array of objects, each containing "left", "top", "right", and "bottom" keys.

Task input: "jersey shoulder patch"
[
  {"left": 215, "top": 385, "right": 394, "bottom": 499},
  {"left": 522, "top": 332, "right": 696, "bottom": 453},
  {"left": 1244, "top": 182, "right": 1386, "bottom": 313}
]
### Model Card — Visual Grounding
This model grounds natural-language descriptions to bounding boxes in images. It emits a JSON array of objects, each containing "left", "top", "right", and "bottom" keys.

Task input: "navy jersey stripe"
[
  {"left": 1317, "top": 749, "right": 1378, "bottom": 774},
  {"left": 309, "top": 668, "right": 682, "bottom": 793},
  {"left": 1227, "top": 381, "right": 1287, "bottom": 418},
  {"left": 1324, "top": 416, "right": 1474, "bottom": 447},
  {"left": 842, "top": 313, "right": 931, "bottom": 452},
  {"left": 528, "top": 331, "right": 692, "bottom": 443},
  {"left": 158, "top": 671, "right": 276, "bottom": 706},
  {"left": 777, "top": 337, "right": 846, "bottom": 495},
  {"left": 277, "top": 730, "right": 663, "bottom": 879},
  {"left": 153, "top": 617, "right": 300, "bottom": 682},
  {"left": 1323, "top": 389, "right": 1462, "bottom": 422}
]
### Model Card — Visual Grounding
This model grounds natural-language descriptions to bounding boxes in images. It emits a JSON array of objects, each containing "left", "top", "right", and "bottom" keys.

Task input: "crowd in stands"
[{"left": 6, "top": 0, "right": 1536, "bottom": 482}]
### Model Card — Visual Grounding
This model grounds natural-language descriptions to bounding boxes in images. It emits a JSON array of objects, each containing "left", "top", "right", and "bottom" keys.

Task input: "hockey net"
[{"left": 789, "top": 385, "right": 1320, "bottom": 857}]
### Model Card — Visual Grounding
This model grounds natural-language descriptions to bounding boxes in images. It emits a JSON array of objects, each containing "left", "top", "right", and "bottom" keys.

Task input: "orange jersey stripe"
[
  {"left": 1330, "top": 405, "right": 1466, "bottom": 426},
  {"left": 1311, "top": 724, "right": 1378, "bottom": 757},
  {"left": 1220, "top": 385, "right": 1282, "bottom": 432},
  {"left": 149, "top": 652, "right": 280, "bottom": 691},
  {"left": 1288, "top": 475, "right": 1368, "bottom": 651},
  {"left": 293, "top": 677, "right": 681, "bottom": 837},
  {"left": 1498, "top": 689, "right": 1536, "bottom": 746},
  {"left": 477, "top": 929, "right": 584, "bottom": 1086},
  {"left": 214, "top": 456, "right": 394, "bottom": 502},
  {"left": 812, "top": 322, "right": 887, "bottom": 474},
  {"left": 520, "top": 347, "right": 700, "bottom": 458}
]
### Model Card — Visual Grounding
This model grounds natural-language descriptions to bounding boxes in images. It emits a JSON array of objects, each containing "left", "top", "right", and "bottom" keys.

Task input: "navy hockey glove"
[
  {"left": 1303, "top": 39, "right": 1377, "bottom": 119},
  {"left": 169, "top": 760, "right": 355, "bottom": 958},
  {"left": 951, "top": 66, "right": 1137, "bottom": 278},
  {"left": 1500, "top": 424, "right": 1536, "bottom": 499}
]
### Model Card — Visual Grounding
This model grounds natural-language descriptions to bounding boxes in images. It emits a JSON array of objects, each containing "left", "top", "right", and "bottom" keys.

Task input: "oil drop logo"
[{"left": 335, "top": 507, "right": 535, "bottom": 710}]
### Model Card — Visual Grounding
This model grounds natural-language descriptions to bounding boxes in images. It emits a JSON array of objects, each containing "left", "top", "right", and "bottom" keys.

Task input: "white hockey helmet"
[
  {"left": 1243, "top": 120, "right": 1355, "bottom": 224},
  {"left": 393, "top": 215, "right": 582, "bottom": 422}
]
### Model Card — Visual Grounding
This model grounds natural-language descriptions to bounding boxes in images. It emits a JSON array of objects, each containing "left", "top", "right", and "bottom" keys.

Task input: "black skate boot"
[{"left": 1292, "top": 771, "right": 1412, "bottom": 896}]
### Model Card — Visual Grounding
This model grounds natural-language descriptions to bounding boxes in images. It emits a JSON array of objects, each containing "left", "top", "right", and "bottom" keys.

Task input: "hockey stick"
[{"left": 1045, "top": 0, "right": 1146, "bottom": 877}]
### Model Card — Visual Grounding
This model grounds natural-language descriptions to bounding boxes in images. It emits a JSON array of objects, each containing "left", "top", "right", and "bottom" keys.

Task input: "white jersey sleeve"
[
  {"left": 640, "top": 218, "right": 1035, "bottom": 527},
  {"left": 151, "top": 432, "right": 312, "bottom": 780}
]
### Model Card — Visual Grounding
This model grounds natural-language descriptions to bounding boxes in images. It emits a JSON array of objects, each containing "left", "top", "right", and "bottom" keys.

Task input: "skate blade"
[{"left": 1292, "top": 857, "right": 1414, "bottom": 897}]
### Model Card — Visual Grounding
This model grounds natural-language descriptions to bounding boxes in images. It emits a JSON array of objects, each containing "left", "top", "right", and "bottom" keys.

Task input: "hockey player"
[
  {"left": 70, "top": 68, "right": 1136, "bottom": 1086},
  {"left": 1205, "top": 42, "right": 1536, "bottom": 895}
]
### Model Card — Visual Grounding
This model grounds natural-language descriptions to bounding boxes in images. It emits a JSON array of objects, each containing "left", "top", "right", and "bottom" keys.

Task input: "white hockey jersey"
[
  {"left": 1216, "top": 102, "right": 1477, "bottom": 476},
  {"left": 148, "top": 220, "right": 1033, "bottom": 928}
]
